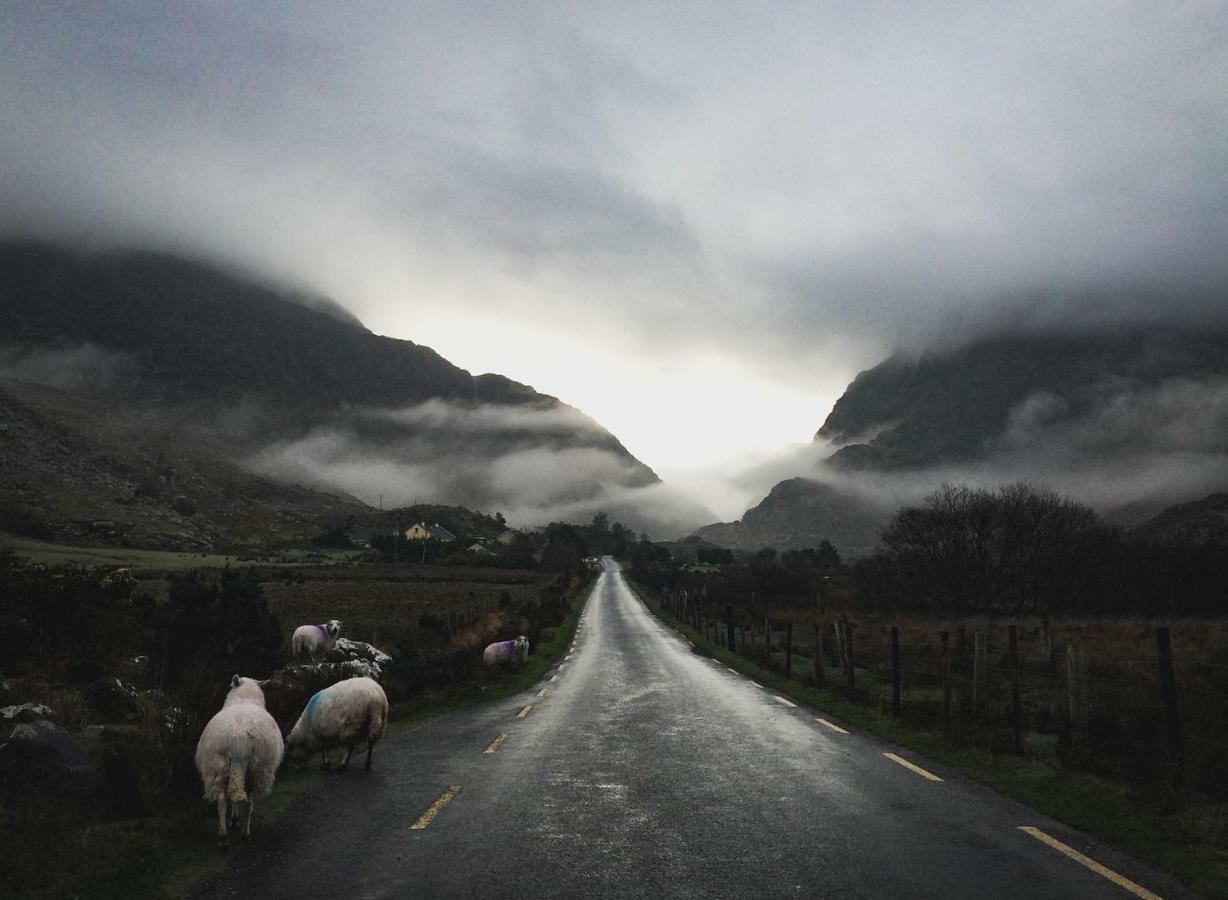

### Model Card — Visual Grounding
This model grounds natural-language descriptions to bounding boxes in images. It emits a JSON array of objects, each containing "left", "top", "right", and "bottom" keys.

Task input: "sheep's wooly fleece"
[
  {"left": 483, "top": 638, "right": 527, "bottom": 664},
  {"left": 195, "top": 678, "right": 284, "bottom": 804},
  {"left": 289, "top": 676, "right": 388, "bottom": 752}
]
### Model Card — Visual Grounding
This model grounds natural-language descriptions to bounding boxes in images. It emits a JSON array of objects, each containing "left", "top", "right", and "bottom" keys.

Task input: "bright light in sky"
[{"left": 367, "top": 305, "right": 847, "bottom": 479}]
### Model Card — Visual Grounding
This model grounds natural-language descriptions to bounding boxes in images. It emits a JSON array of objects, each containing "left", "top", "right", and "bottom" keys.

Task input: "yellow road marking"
[
  {"left": 410, "top": 786, "right": 460, "bottom": 830},
  {"left": 1019, "top": 827, "right": 1162, "bottom": 900},
  {"left": 726, "top": 667, "right": 738, "bottom": 673},
  {"left": 816, "top": 718, "right": 849, "bottom": 734},
  {"left": 516, "top": 704, "right": 533, "bottom": 718},
  {"left": 748, "top": 680, "right": 764, "bottom": 689},
  {"left": 536, "top": 688, "right": 548, "bottom": 698},
  {"left": 550, "top": 674, "right": 560, "bottom": 683},
  {"left": 773, "top": 696, "right": 798, "bottom": 708},
  {"left": 883, "top": 752, "right": 944, "bottom": 782},
  {"left": 483, "top": 733, "right": 507, "bottom": 754}
]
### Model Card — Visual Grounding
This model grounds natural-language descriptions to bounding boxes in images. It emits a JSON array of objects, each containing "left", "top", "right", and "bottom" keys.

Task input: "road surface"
[{"left": 202, "top": 559, "right": 1191, "bottom": 899}]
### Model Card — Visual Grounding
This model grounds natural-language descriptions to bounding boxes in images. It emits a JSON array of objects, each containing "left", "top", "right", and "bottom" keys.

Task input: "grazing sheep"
[
  {"left": 483, "top": 635, "right": 530, "bottom": 667},
  {"left": 195, "top": 675, "right": 284, "bottom": 849},
  {"left": 286, "top": 677, "right": 388, "bottom": 771},
  {"left": 292, "top": 619, "right": 342, "bottom": 662}
]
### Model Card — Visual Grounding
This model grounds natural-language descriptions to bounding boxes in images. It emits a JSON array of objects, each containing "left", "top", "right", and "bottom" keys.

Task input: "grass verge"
[
  {"left": 3, "top": 577, "right": 593, "bottom": 899},
  {"left": 630, "top": 580, "right": 1228, "bottom": 900}
]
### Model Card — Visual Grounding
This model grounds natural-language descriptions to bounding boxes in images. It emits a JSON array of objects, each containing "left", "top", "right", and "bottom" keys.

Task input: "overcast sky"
[{"left": 3, "top": 2, "right": 1226, "bottom": 515}]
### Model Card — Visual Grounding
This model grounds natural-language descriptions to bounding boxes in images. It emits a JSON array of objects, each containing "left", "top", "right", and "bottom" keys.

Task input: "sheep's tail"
[
  {"left": 201, "top": 756, "right": 247, "bottom": 804},
  {"left": 368, "top": 704, "right": 386, "bottom": 742}
]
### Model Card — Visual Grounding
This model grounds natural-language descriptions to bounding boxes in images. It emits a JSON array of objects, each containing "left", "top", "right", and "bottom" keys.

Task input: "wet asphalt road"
[{"left": 202, "top": 559, "right": 1192, "bottom": 899}]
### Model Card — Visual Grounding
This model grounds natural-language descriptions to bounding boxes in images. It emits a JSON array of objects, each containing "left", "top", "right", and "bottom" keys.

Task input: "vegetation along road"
[{"left": 201, "top": 560, "right": 1190, "bottom": 899}]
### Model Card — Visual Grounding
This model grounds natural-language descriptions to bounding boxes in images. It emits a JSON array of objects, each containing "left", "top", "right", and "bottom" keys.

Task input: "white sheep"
[
  {"left": 291, "top": 619, "right": 342, "bottom": 662},
  {"left": 483, "top": 635, "right": 530, "bottom": 667},
  {"left": 285, "top": 676, "right": 388, "bottom": 771},
  {"left": 194, "top": 675, "right": 284, "bottom": 849}
]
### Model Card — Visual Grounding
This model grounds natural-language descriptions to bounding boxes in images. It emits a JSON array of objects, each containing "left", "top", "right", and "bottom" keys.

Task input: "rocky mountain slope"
[
  {"left": 695, "top": 478, "right": 887, "bottom": 557},
  {"left": 0, "top": 242, "right": 658, "bottom": 527},
  {"left": 817, "top": 329, "right": 1228, "bottom": 470},
  {"left": 0, "top": 379, "right": 364, "bottom": 550},
  {"left": 697, "top": 326, "right": 1228, "bottom": 555},
  {"left": 1133, "top": 492, "right": 1228, "bottom": 547}
]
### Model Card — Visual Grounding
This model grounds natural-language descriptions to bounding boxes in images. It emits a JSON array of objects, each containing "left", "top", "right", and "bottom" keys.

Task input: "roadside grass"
[
  {"left": 1, "top": 577, "right": 592, "bottom": 899},
  {"left": 0, "top": 533, "right": 365, "bottom": 570},
  {"left": 0, "top": 533, "right": 247, "bottom": 569},
  {"left": 631, "top": 581, "right": 1228, "bottom": 900}
]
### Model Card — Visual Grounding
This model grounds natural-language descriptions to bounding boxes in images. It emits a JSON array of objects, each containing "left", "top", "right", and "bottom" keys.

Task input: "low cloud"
[
  {"left": 0, "top": 342, "right": 132, "bottom": 393},
  {"left": 245, "top": 399, "right": 710, "bottom": 537}
]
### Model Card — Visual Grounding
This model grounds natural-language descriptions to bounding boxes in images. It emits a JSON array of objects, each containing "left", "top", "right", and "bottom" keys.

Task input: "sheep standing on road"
[
  {"left": 286, "top": 676, "right": 388, "bottom": 770},
  {"left": 195, "top": 675, "right": 284, "bottom": 849},
  {"left": 292, "top": 619, "right": 342, "bottom": 663},
  {"left": 483, "top": 635, "right": 530, "bottom": 667}
]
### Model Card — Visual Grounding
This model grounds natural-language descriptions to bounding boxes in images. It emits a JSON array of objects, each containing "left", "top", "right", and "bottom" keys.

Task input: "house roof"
[{"left": 431, "top": 523, "right": 457, "bottom": 541}]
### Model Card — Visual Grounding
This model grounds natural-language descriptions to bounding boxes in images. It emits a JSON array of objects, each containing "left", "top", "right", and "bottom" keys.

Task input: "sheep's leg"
[
  {"left": 243, "top": 799, "right": 254, "bottom": 837},
  {"left": 342, "top": 745, "right": 353, "bottom": 768},
  {"left": 216, "top": 796, "right": 229, "bottom": 850},
  {"left": 365, "top": 736, "right": 375, "bottom": 770},
  {"left": 321, "top": 748, "right": 330, "bottom": 769}
]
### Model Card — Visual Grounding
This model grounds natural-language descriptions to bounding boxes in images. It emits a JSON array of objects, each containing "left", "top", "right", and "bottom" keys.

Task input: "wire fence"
[{"left": 658, "top": 589, "right": 1228, "bottom": 801}]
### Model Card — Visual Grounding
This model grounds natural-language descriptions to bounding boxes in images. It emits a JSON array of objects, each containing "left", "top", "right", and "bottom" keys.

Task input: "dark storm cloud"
[{"left": 2, "top": 1, "right": 1226, "bottom": 475}]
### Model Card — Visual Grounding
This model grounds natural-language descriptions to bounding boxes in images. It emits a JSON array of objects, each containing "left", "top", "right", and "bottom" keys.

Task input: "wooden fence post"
[
  {"left": 891, "top": 626, "right": 901, "bottom": 717},
  {"left": 833, "top": 622, "right": 845, "bottom": 671},
  {"left": 813, "top": 623, "right": 825, "bottom": 686},
  {"left": 844, "top": 622, "right": 856, "bottom": 693},
  {"left": 1009, "top": 624, "right": 1023, "bottom": 753},
  {"left": 785, "top": 621, "right": 793, "bottom": 679},
  {"left": 726, "top": 604, "right": 735, "bottom": 651},
  {"left": 1066, "top": 643, "right": 1086, "bottom": 750},
  {"left": 973, "top": 631, "right": 987, "bottom": 716},
  {"left": 1155, "top": 627, "right": 1184, "bottom": 788},
  {"left": 940, "top": 630, "right": 951, "bottom": 731}
]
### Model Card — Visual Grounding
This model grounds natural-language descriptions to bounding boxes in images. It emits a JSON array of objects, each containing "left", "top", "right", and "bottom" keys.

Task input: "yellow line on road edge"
[
  {"left": 883, "top": 752, "right": 944, "bottom": 782},
  {"left": 536, "top": 688, "right": 548, "bottom": 697},
  {"left": 410, "top": 786, "right": 460, "bottom": 830},
  {"left": 1019, "top": 827, "right": 1162, "bottom": 899},
  {"left": 483, "top": 733, "right": 507, "bottom": 754},
  {"left": 516, "top": 704, "right": 533, "bottom": 718},
  {"left": 773, "top": 696, "right": 798, "bottom": 708},
  {"left": 550, "top": 675, "right": 560, "bottom": 683},
  {"left": 748, "top": 680, "right": 764, "bottom": 689},
  {"left": 816, "top": 718, "right": 849, "bottom": 735}
]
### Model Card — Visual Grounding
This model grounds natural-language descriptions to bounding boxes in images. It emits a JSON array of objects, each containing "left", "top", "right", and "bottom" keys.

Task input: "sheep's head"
[
  {"left": 515, "top": 635, "right": 529, "bottom": 653},
  {"left": 284, "top": 726, "right": 312, "bottom": 764},
  {"left": 225, "top": 674, "right": 267, "bottom": 706},
  {"left": 325, "top": 619, "right": 342, "bottom": 638}
]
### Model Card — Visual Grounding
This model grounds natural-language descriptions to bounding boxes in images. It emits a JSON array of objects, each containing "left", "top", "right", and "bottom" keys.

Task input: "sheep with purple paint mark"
[
  {"left": 483, "top": 635, "right": 530, "bottom": 667},
  {"left": 292, "top": 619, "right": 342, "bottom": 663},
  {"left": 194, "top": 675, "right": 284, "bottom": 849},
  {"left": 286, "top": 676, "right": 388, "bottom": 770}
]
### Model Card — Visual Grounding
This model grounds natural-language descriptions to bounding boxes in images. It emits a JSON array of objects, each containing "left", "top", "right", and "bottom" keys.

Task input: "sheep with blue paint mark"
[
  {"left": 291, "top": 619, "right": 342, "bottom": 663},
  {"left": 194, "top": 675, "right": 284, "bottom": 849},
  {"left": 483, "top": 635, "right": 530, "bottom": 667},
  {"left": 286, "top": 676, "right": 388, "bottom": 770}
]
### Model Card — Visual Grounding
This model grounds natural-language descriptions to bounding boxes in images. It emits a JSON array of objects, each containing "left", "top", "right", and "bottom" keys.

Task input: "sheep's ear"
[
  {"left": 256, "top": 678, "right": 270, "bottom": 686},
  {"left": 231, "top": 674, "right": 242, "bottom": 688}
]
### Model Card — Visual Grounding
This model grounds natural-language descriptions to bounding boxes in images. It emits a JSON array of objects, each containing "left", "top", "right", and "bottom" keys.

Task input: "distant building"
[
  {"left": 495, "top": 529, "right": 520, "bottom": 546},
  {"left": 403, "top": 521, "right": 457, "bottom": 543},
  {"left": 403, "top": 522, "right": 431, "bottom": 541},
  {"left": 467, "top": 542, "right": 495, "bottom": 557}
]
